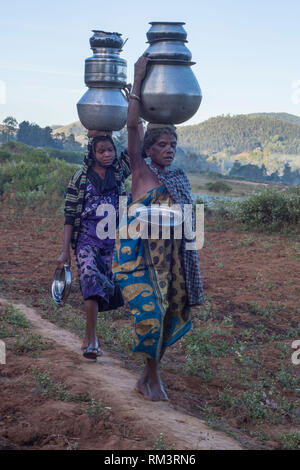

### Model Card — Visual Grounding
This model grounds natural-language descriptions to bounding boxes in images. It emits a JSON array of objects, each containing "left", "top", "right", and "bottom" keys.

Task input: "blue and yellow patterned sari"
[{"left": 113, "top": 186, "right": 192, "bottom": 360}]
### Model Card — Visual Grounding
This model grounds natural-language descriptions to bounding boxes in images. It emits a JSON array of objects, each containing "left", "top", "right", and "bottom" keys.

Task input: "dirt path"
[{"left": 0, "top": 297, "right": 242, "bottom": 450}]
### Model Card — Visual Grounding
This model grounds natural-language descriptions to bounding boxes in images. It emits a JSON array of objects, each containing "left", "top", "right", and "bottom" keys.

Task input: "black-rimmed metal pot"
[
  {"left": 140, "top": 22, "right": 202, "bottom": 125},
  {"left": 77, "top": 30, "right": 128, "bottom": 131}
]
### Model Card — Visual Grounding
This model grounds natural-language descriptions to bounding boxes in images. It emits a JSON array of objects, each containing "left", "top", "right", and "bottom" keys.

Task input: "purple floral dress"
[{"left": 75, "top": 174, "right": 124, "bottom": 311}]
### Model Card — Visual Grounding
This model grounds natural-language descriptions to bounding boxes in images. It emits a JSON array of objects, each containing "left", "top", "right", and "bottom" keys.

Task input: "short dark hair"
[
  {"left": 142, "top": 127, "right": 177, "bottom": 159},
  {"left": 92, "top": 135, "right": 116, "bottom": 155},
  {"left": 85, "top": 135, "right": 117, "bottom": 166}
]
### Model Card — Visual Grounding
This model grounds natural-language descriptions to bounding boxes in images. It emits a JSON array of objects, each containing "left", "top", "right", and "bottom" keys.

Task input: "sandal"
[{"left": 82, "top": 346, "right": 103, "bottom": 360}]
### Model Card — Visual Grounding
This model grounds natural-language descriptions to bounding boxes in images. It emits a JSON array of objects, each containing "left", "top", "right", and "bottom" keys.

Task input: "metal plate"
[
  {"left": 51, "top": 264, "right": 72, "bottom": 304},
  {"left": 136, "top": 206, "right": 184, "bottom": 227}
]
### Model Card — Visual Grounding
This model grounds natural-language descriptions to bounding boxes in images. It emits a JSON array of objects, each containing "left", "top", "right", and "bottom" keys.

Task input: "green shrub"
[
  {"left": 1, "top": 161, "right": 49, "bottom": 193},
  {"left": 194, "top": 197, "right": 210, "bottom": 212},
  {"left": 206, "top": 181, "right": 232, "bottom": 193},
  {"left": 1, "top": 142, "right": 51, "bottom": 164},
  {"left": 2, "top": 141, "right": 30, "bottom": 154},
  {"left": 0, "top": 144, "right": 78, "bottom": 207},
  {"left": 44, "top": 147, "right": 84, "bottom": 164},
  {"left": 278, "top": 432, "right": 300, "bottom": 450},
  {"left": 0, "top": 150, "right": 12, "bottom": 162},
  {"left": 237, "top": 388, "right": 275, "bottom": 423},
  {"left": 234, "top": 187, "right": 300, "bottom": 231},
  {"left": 213, "top": 198, "right": 237, "bottom": 219}
]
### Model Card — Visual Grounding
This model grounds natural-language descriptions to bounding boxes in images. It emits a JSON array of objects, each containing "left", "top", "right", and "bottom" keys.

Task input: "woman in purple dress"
[{"left": 57, "top": 134, "right": 131, "bottom": 359}]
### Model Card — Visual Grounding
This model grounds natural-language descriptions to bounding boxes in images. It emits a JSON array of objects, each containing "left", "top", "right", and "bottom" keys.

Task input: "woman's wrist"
[
  {"left": 133, "top": 75, "right": 142, "bottom": 84},
  {"left": 129, "top": 93, "right": 141, "bottom": 103},
  {"left": 132, "top": 79, "right": 142, "bottom": 93}
]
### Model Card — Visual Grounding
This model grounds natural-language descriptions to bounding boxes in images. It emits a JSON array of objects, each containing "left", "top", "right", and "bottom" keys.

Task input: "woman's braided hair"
[{"left": 142, "top": 126, "right": 177, "bottom": 159}]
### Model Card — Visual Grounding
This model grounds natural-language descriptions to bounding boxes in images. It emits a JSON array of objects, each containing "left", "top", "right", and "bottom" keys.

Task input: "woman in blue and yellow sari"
[{"left": 113, "top": 55, "right": 203, "bottom": 401}]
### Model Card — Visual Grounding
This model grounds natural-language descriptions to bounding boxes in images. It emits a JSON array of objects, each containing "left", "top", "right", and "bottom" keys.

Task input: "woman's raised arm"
[{"left": 127, "top": 54, "right": 149, "bottom": 172}]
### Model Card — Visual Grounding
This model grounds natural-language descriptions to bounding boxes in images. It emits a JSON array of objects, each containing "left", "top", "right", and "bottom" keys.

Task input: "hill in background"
[
  {"left": 248, "top": 112, "right": 300, "bottom": 126},
  {"left": 52, "top": 121, "right": 88, "bottom": 147},
  {"left": 50, "top": 112, "right": 300, "bottom": 182},
  {"left": 52, "top": 112, "right": 300, "bottom": 156},
  {"left": 177, "top": 113, "right": 300, "bottom": 156}
]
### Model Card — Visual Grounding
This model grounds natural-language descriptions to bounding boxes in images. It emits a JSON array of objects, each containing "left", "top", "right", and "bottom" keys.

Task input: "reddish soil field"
[{"left": 0, "top": 206, "right": 299, "bottom": 450}]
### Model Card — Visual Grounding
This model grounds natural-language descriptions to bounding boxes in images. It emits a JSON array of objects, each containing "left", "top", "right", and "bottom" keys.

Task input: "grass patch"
[
  {"left": 0, "top": 304, "right": 31, "bottom": 329},
  {"left": 248, "top": 301, "right": 274, "bottom": 319},
  {"left": 96, "top": 313, "right": 117, "bottom": 346},
  {"left": 235, "top": 235, "right": 254, "bottom": 247},
  {"left": 12, "top": 332, "right": 53, "bottom": 357},
  {"left": 183, "top": 353, "right": 215, "bottom": 382},
  {"left": 194, "top": 296, "right": 219, "bottom": 321},
  {"left": 217, "top": 387, "right": 235, "bottom": 409},
  {"left": 31, "top": 366, "right": 91, "bottom": 403},
  {"left": 153, "top": 433, "right": 168, "bottom": 451},
  {"left": 275, "top": 364, "right": 300, "bottom": 390},
  {"left": 277, "top": 432, "right": 300, "bottom": 450},
  {"left": 118, "top": 325, "right": 134, "bottom": 352},
  {"left": 206, "top": 181, "right": 232, "bottom": 193},
  {"left": 0, "top": 304, "right": 31, "bottom": 338},
  {"left": 183, "top": 324, "right": 231, "bottom": 358},
  {"left": 85, "top": 398, "right": 106, "bottom": 421},
  {"left": 231, "top": 384, "right": 298, "bottom": 424},
  {"left": 182, "top": 325, "right": 231, "bottom": 381}
]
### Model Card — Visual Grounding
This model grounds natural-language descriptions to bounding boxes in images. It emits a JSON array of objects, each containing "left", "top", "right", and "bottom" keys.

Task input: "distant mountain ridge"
[
  {"left": 176, "top": 113, "right": 300, "bottom": 156},
  {"left": 52, "top": 121, "right": 88, "bottom": 146},
  {"left": 248, "top": 112, "right": 300, "bottom": 126},
  {"left": 51, "top": 112, "right": 300, "bottom": 158}
]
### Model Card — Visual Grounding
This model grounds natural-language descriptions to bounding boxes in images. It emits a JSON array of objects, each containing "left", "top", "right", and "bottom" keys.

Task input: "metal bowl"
[
  {"left": 51, "top": 264, "right": 72, "bottom": 304},
  {"left": 136, "top": 206, "right": 184, "bottom": 227}
]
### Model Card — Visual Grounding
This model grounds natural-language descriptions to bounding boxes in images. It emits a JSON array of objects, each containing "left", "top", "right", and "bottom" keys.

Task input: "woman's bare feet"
[
  {"left": 135, "top": 358, "right": 168, "bottom": 401},
  {"left": 135, "top": 377, "right": 151, "bottom": 400},
  {"left": 135, "top": 362, "right": 151, "bottom": 399},
  {"left": 147, "top": 372, "right": 168, "bottom": 401}
]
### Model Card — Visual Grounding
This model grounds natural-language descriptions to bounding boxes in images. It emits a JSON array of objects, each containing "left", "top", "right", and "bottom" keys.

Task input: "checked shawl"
[{"left": 148, "top": 163, "right": 204, "bottom": 306}]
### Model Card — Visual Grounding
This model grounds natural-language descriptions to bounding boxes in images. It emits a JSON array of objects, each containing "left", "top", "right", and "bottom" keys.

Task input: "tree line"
[
  {"left": 0, "top": 116, "right": 83, "bottom": 152},
  {"left": 228, "top": 161, "right": 300, "bottom": 185}
]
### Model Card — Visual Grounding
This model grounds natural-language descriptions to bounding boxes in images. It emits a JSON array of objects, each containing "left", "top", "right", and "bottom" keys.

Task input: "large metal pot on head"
[
  {"left": 77, "top": 30, "right": 128, "bottom": 131},
  {"left": 140, "top": 22, "right": 202, "bottom": 125}
]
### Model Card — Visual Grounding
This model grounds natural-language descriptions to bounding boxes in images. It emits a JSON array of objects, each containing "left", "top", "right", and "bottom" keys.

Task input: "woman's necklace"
[
  {"left": 148, "top": 162, "right": 170, "bottom": 178},
  {"left": 148, "top": 162, "right": 160, "bottom": 177}
]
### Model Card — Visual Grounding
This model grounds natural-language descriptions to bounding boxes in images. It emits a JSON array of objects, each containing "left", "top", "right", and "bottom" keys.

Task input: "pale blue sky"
[{"left": 0, "top": 0, "right": 299, "bottom": 127}]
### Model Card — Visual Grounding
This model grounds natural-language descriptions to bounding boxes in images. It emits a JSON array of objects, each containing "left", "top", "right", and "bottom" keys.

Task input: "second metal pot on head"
[
  {"left": 77, "top": 30, "right": 128, "bottom": 131},
  {"left": 140, "top": 22, "right": 202, "bottom": 125}
]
